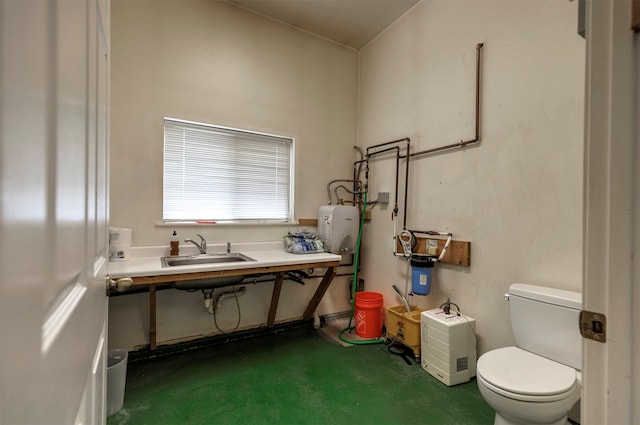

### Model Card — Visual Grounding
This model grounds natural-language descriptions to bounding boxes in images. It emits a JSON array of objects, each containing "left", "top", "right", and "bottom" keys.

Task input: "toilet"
[{"left": 476, "top": 283, "right": 582, "bottom": 425}]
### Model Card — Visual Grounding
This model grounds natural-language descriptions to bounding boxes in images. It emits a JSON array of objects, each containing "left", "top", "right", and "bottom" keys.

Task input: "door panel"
[
  {"left": 0, "top": 0, "right": 110, "bottom": 423},
  {"left": 97, "top": 0, "right": 110, "bottom": 261}
]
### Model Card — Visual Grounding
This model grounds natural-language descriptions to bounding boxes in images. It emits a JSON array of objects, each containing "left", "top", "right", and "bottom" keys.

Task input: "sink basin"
[
  {"left": 161, "top": 253, "right": 256, "bottom": 268},
  {"left": 174, "top": 275, "right": 245, "bottom": 290}
]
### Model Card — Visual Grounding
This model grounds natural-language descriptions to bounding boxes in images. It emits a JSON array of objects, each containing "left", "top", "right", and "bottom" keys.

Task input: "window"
[{"left": 163, "top": 118, "right": 293, "bottom": 222}]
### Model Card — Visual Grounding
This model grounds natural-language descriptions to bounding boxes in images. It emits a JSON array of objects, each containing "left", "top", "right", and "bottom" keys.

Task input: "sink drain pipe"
[
  {"left": 339, "top": 191, "right": 385, "bottom": 345},
  {"left": 203, "top": 286, "right": 246, "bottom": 314}
]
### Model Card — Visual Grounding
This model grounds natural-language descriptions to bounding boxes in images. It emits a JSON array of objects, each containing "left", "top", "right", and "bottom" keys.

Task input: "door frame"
[{"left": 582, "top": 0, "right": 638, "bottom": 422}]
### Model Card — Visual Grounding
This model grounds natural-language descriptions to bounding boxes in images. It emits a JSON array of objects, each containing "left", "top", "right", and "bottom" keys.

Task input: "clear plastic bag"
[{"left": 283, "top": 232, "right": 325, "bottom": 254}]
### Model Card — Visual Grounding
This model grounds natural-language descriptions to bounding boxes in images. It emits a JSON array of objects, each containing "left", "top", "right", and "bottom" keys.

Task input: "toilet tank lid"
[{"left": 509, "top": 283, "right": 581, "bottom": 310}]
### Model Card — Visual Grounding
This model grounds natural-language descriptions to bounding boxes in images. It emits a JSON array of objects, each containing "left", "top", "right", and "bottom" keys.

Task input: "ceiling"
[{"left": 227, "top": 0, "right": 420, "bottom": 49}]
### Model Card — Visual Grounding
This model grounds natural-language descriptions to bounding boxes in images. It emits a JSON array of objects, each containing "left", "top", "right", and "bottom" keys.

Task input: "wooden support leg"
[
  {"left": 267, "top": 272, "right": 284, "bottom": 327},
  {"left": 303, "top": 266, "right": 337, "bottom": 320},
  {"left": 149, "top": 284, "right": 157, "bottom": 350}
]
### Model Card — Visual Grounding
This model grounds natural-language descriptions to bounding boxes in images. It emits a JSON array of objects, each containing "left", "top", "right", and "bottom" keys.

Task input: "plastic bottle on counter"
[{"left": 170, "top": 230, "right": 180, "bottom": 256}]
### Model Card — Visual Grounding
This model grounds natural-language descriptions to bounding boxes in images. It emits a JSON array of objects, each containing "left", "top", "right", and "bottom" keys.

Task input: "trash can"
[{"left": 107, "top": 349, "right": 128, "bottom": 416}]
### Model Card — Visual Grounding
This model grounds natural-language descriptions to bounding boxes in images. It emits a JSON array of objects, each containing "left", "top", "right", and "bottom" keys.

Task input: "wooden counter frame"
[{"left": 129, "top": 260, "right": 340, "bottom": 350}]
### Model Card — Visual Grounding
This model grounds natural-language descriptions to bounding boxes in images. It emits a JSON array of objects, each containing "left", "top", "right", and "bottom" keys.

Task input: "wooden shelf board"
[{"left": 396, "top": 237, "right": 471, "bottom": 266}]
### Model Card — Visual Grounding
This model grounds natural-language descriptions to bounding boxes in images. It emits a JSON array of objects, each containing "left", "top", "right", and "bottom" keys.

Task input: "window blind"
[{"left": 163, "top": 118, "right": 293, "bottom": 222}]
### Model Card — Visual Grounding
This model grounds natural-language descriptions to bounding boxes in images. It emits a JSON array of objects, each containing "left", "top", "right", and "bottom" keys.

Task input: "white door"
[
  {"left": 0, "top": 0, "right": 111, "bottom": 423},
  {"left": 582, "top": 0, "right": 639, "bottom": 423}
]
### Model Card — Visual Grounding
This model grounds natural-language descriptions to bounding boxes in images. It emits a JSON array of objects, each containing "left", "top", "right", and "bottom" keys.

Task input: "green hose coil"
[{"left": 338, "top": 191, "right": 385, "bottom": 345}]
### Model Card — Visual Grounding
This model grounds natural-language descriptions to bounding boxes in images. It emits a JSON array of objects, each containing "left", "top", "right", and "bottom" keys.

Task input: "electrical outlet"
[{"left": 377, "top": 192, "right": 390, "bottom": 204}]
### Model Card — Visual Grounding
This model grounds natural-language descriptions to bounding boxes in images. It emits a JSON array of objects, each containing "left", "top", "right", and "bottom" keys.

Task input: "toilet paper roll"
[
  {"left": 109, "top": 244, "right": 131, "bottom": 262},
  {"left": 109, "top": 227, "right": 132, "bottom": 261},
  {"left": 109, "top": 227, "right": 132, "bottom": 246}
]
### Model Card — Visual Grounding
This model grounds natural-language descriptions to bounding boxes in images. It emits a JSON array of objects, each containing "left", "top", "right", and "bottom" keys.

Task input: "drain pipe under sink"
[{"left": 203, "top": 287, "right": 246, "bottom": 314}]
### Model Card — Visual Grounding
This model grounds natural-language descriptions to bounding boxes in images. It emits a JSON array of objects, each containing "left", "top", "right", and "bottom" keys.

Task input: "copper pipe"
[
  {"left": 367, "top": 145, "right": 401, "bottom": 156},
  {"left": 327, "top": 179, "right": 361, "bottom": 205},
  {"left": 358, "top": 42, "right": 483, "bottom": 229},
  {"left": 365, "top": 139, "right": 411, "bottom": 229},
  {"left": 367, "top": 137, "right": 411, "bottom": 152},
  {"left": 410, "top": 42, "right": 484, "bottom": 158},
  {"left": 353, "top": 146, "right": 365, "bottom": 206}
]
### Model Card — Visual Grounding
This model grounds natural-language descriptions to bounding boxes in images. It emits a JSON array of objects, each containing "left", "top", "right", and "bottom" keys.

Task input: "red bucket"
[{"left": 355, "top": 291, "right": 384, "bottom": 338}]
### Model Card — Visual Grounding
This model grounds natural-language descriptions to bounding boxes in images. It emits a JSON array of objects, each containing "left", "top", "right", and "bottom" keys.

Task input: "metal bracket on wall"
[
  {"left": 579, "top": 310, "right": 607, "bottom": 343},
  {"left": 395, "top": 237, "right": 471, "bottom": 266}
]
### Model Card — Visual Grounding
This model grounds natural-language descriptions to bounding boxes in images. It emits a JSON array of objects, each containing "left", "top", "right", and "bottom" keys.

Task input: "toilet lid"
[{"left": 477, "top": 347, "right": 577, "bottom": 396}]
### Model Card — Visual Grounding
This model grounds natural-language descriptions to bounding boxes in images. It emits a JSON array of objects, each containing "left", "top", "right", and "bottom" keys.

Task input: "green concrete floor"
[{"left": 108, "top": 326, "right": 494, "bottom": 425}]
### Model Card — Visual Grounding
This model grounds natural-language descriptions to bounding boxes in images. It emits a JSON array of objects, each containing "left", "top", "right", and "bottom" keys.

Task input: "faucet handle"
[
  {"left": 184, "top": 235, "right": 207, "bottom": 254},
  {"left": 196, "top": 234, "right": 207, "bottom": 253}
]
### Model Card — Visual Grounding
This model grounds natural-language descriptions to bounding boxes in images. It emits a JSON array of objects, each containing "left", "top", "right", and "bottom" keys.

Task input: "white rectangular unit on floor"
[{"left": 421, "top": 308, "right": 477, "bottom": 386}]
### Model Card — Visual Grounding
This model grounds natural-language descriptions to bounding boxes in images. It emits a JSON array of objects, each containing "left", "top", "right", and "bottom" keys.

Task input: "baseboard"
[
  {"left": 320, "top": 310, "right": 352, "bottom": 324},
  {"left": 127, "top": 318, "right": 313, "bottom": 363}
]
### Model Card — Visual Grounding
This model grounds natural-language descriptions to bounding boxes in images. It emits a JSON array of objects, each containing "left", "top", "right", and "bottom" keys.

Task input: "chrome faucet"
[{"left": 185, "top": 234, "right": 207, "bottom": 255}]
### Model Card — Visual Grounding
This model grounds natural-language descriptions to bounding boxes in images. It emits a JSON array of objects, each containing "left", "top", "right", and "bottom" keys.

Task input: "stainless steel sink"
[
  {"left": 174, "top": 275, "right": 246, "bottom": 290},
  {"left": 161, "top": 253, "right": 256, "bottom": 268}
]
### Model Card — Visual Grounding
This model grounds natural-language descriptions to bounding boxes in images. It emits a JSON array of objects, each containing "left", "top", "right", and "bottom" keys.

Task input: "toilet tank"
[{"left": 508, "top": 283, "right": 582, "bottom": 370}]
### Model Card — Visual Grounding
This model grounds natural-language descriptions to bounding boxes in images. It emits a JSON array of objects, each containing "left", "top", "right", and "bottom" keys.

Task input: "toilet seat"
[{"left": 477, "top": 347, "right": 578, "bottom": 403}]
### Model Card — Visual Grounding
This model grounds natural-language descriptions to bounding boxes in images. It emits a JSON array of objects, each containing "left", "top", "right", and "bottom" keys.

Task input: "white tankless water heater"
[
  {"left": 421, "top": 308, "right": 477, "bottom": 386},
  {"left": 318, "top": 205, "right": 359, "bottom": 254}
]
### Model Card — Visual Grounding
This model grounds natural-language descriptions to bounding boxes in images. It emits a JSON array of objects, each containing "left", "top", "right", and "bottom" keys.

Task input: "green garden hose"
[{"left": 338, "top": 191, "right": 385, "bottom": 345}]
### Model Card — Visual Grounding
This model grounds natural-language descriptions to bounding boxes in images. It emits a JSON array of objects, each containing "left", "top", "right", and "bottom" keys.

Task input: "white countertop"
[{"left": 109, "top": 241, "right": 342, "bottom": 279}]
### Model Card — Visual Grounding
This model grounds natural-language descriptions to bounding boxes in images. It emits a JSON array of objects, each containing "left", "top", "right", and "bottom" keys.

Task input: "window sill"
[{"left": 155, "top": 220, "right": 302, "bottom": 228}]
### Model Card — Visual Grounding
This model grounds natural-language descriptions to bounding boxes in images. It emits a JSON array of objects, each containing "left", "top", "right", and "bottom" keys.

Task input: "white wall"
[
  {"left": 109, "top": 0, "right": 585, "bottom": 354},
  {"left": 358, "top": 0, "right": 585, "bottom": 354},
  {"left": 108, "top": 0, "right": 358, "bottom": 350}
]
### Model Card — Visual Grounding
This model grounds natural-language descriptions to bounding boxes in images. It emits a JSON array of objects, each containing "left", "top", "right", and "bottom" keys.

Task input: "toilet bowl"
[
  {"left": 476, "top": 284, "right": 582, "bottom": 425},
  {"left": 477, "top": 347, "right": 580, "bottom": 425}
]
